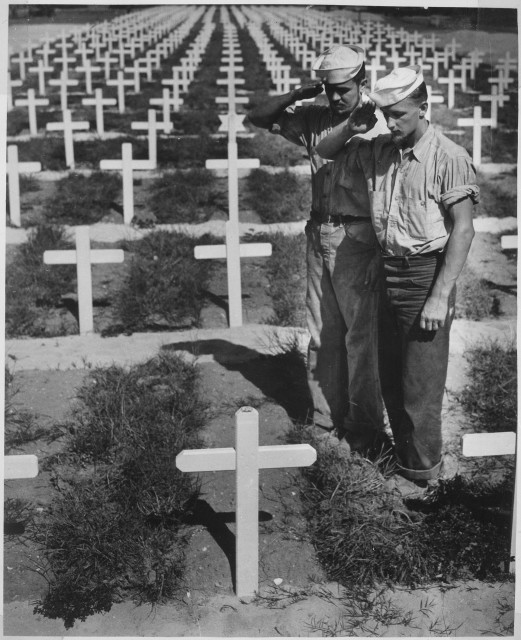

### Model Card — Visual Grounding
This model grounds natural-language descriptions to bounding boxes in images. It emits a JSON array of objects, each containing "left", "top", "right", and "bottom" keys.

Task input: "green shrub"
[
  {"left": 43, "top": 171, "right": 121, "bottom": 224},
  {"left": 32, "top": 353, "right": 207, "bottom": 628},
  {"left": 147, "top": 168, "right": 224, "bottom": 223},
  {"left": 115, "top": 230, "right": 213, "bottom": 332},
  {"left": 245, "top": 168, "right": 311, "bottom": 222}
]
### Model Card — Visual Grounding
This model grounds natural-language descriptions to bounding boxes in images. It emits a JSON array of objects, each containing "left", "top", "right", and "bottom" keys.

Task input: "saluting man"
[
  {"left": 247, "top": 45, "right": 389, "bottom": 455},
  {"left": 316, "top": 66, "right": 478, "bottom": 489}
]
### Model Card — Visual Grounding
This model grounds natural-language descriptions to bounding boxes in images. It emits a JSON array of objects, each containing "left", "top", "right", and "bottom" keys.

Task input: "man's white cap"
[
  {"left": 368, "top": 65, "right": 424, "bottom": 108},
  {"left": 312, "top": 45, "right": 365, "bottom": 84}
]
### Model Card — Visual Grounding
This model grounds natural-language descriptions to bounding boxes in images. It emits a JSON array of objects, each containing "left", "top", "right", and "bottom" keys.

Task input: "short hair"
[
  {"left": 407, "top": 81, "right": 428, "bottom": 104},
  {"left": 352, "top": 63, "right": 366, "bottom": 86}
]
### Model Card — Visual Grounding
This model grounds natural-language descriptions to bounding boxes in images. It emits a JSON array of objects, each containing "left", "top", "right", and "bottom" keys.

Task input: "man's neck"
[{"left": 405, "top": 120, "right": 429, "bottom": 150}]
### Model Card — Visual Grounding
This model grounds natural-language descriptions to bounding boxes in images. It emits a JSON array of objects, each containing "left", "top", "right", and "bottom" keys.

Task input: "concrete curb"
[{"left": 5, "top": 319, "right": 516, "bottom": 372}]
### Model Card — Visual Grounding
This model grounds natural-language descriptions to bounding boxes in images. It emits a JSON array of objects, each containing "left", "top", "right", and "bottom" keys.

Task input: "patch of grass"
[
  {"left": 240, "top": 128, "right": 309, "bottom": 166},
  {"left": 19, "top": 173, "right": 42, "bottom": 192},
  {"left": 4, "top": 498, "right": 35, "bottom": 536},
  {"left": 4, "top": 368, "right": 46, "bottom": 452},
  {"left": 147, "top": 168, "right": 225, "bottom": 223},
  {"left": 245, "top": 168, "right": 310, "bottom": 223},
  {"left": 42, "top": 171, "right": 121, "bottom": 224},
  {"left": 114, "top": 230, "right": 213, "bottom": 333},
  {"left": 475, "top": 172, "right": 518, "bottom": 218},
  {"left": 460, "top": 340, "right": 517, "bottom": 434},
  {"left": 249, "top": 232, "right": 307, "bottom": 327},
  {"left": 5, "top": 225, "right": 76, "bottom": 337},
  {"left": 32, "top": 352, "right": 207, "bottom": 628},
  {"left": 455, "top": 266, "right": 500, "bottom": 320}
]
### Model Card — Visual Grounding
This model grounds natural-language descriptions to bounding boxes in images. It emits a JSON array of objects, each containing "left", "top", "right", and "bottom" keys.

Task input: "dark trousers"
[{"left": 379, "top": 253, "right": 456, "bottom": 481}]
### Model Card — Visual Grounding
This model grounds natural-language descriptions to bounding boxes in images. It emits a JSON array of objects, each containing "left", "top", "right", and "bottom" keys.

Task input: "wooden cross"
[
  {"left": 35, "top": 40, "right": 56, "bottom": 67},
  {"left": 444, "top": 37, "right": 461, "bottom": 62},
  {"left": 176, "top": 406, "right": 317, "bottom": 597},
  {"left": 457, "top": 106, "right": 494, "bottom": 166},
  {"left": 149, "top": 89, "right": 177, "bottom": 134},
  {"left": 48, "top": 71, "right": 79, "bottom": 112},
  {"left": 11, "top": 49, "right": 31, "bottom": 81},
  {"left": 488, "top": 69, "right": 514, "bottom": 95},
  {"left": 438, "top": 69, "right": 463, "bottom": 109},
  {"left": 7, "top": 145, "right": 41, "bottom": 227},
  {"left": 106, "top": 70, "right": 135, "bottom": 114},
  {"left": 425, "top": 50, "right": 449, "bottom": 81},
  {"left": 100, "top": 143, "right": 153, "bottom": 223},
  {"left": 4, "top": 454, "right": 39, "bottom": 480},
  {"left": 77, "top": 59, "right": 102, "bottom": 94},
  {"left": 496, "top": 51, "right": 517, "bottom": 77},
  {"left": 196, "top": 111, "right": 269, "bottom": 327},
  {"left": 98, "top": 51, "right": 119, "bottom": 81},
  {"left": 46, "top": 109, "right": 90, "bottom": 169},
  {"left": 43, "top": 226, "right": 124, "bottom": 335},
  {"left": 82, "top": 88, "right": 117, "bottom": 136},
  {"left": 462, "top": 431, "right": 517, "bottom": 572},
  {"left": 479, "top": 86, "right": 510, "bottom": 129},
  {"left": 14, "top": 89, "right": 49, "bottom": 136},
  {"left": 426, "top": 85, "right": 444, "bottom": 122},
  {"left": 27, "top": 58, "right": 54, "bottom": 96},
  {"left": 131, "top": 109, "right": 170, "bottom": 168}
]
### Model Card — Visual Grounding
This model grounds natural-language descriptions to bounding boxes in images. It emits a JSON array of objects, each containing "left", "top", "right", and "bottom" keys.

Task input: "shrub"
[
  {"left": 32, "top": 353, "right": 207, "bottom": 628},
  {"left": 42, "top": 171, "right": 121, "bottom": 224},
  {"left": 460, "top": 341, "right": 517, "bottom": 434},
  {"left": 147, "top": 168, "right": 225, "bottom": 223},
  {"left": 5, "top": 225, "right": 76, "bottom": 337},
  {"left": 240, "top": 129, "right": 309, "bottom": 166},
  {"left": 115, "top": 230, "right": 213, "bottom": 332},
  {"left": 245, "top": 168, "right": 311, "bottom": 223},
  {"left": 455, "top": 266, "right": 500, "bottom": 320}
]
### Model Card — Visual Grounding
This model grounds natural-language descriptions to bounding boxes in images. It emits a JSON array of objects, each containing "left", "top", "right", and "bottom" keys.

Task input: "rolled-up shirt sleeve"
[{"left": 440, "top": 154, "right": 480, "bottom": 208}]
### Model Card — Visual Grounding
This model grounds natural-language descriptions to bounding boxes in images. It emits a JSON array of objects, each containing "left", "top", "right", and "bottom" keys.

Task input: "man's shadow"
[{"left": 163, "top": 338, "right": 312, "bottom": 424}]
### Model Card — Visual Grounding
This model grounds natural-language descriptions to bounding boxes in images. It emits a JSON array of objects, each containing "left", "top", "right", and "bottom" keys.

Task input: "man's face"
[
  {"left": 380, "top": 97, "right": 426, "bottom": 148},
  {"left": 324, "top": 78, "right": 362, "bottom": 117}
]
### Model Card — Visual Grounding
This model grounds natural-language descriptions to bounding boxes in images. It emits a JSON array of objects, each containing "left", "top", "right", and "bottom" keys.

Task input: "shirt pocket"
[{"left": 404, "top": 196, "right": 446, "bottom": 241}]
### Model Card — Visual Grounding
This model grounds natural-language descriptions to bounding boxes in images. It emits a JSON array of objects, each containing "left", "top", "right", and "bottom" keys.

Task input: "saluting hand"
[
  {"left": 346, "top": 96, "right": 377, "bottom": 135},
  {"left": 294, "top": 81, "right": 324, "bottom": 101}
]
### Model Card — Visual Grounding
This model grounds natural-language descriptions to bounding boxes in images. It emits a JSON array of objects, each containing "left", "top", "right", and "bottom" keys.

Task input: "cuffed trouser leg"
[{"left": 379, "top": 254, "right": 455, "bottom": 481}]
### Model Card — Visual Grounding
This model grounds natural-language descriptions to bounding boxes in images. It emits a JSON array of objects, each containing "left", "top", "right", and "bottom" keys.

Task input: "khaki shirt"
[
  {"left": 349, "top": 125, "right": 480, "bottom": 256},
  {"left": 273, "top": 104, "right": 388, "bottom": 218}
]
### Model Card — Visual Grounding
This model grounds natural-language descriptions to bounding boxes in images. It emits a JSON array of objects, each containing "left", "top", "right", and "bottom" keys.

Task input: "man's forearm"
[{"left": 246, "top": 90, "right": 298, "bottom": 129}]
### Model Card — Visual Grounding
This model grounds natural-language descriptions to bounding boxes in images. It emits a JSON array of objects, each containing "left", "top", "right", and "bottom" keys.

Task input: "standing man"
[
  {"left": 316, "top": 66, "right": 478, "bottom": 487},
  {"left": 247, "top": 45, "right": 388, "bottom": 454}
]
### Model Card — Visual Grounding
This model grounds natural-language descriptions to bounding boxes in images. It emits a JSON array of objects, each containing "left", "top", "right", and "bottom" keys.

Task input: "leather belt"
[
  {"left": 381, "top": 250, "right": 443, "bottom": 259},
  {"left": 311, "top": 213, "right": 371, "bottom": 225}
]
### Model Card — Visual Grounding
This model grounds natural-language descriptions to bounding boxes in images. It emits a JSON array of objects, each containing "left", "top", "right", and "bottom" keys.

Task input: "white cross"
[
  {"left": 501, "top": 236, "right": 518, "bottom": 250},
  {"left": 11, "top": 49, "right": 31, "bottom": 81},
  {"left": 438, "top": 69, "right": 463, "bottom": 109},
  {"left": 386, "top": 51, "right": 406, "bottom": 70},
  {"left": 271, "top": 65, "right": 300, "bottom": 95},
  {"left": 425, "top": 50, "right": 449, "bottom": 81},
  {"left": 100, "top": 143, "right": 152, "bottom": 223},
  {"left": 74, "top": 42, "right": 94, "bottom": 66},
  {"left": 124, "top": 60, "right": 147, "bottom": 93},
  {"left": 35, "top": 40, "right": 56, "bottom": 67},
  {"left": 27, "top": 58, "right": 54, "bottom": 96},
  {"left": 488, "top": 69, "right": 514, "bottom": 95},
  {"left": 496, "top": 51, "right": 518, "bottom": 77},
  {"left": 43, "top": 226, "right": 124, "bottom": 335},
  {"left": 462, "top": 431, "right": 517, "bottom": 572},
  {"left": 131, "top": 109, "right": 169, "bottom": 168},
  {"left": 457, "top": 106, "right": 494, "bottom": 166},
  {"left": 48, "top": 71, "right": 79, "bottom": 112},
  {"left": 444, "top": 37, "right": 461, "bottom": 62},
  {"left": 426, "top": 85, "right": 444, "bottom": 122},
  {"left": 7, "top": 145, "right": 41, "bottom": 227},
  {"left": 77, "top": 59, "right": 102, "bottom": 94},
  {"left": 149, "top": 88, "right": 178, "bottom": 134},
  {"left": 8, "top": 70, "right": 23, "bottom": 111},
  {"left": 106, "top": 70, "right": 135, "bottom": 114},
  {"left": 46, "top": 109, "right": 90, "bottom": 169},
  {"left": 176, "top": 406, "right": 316, "bottom": 597},
  {"left": 479, "top": 86, "right": 510, "bottom": 129},
  {"left": 197, "top": 111, "right": 268, "bottom": 327},
  {"left": 136, "top": 56, "right": 154, "bottom": 83},
  {"left": 82, "top": 88, "right": 117, "bottom": 136},
  {"left": 98, "top": 51, "right": 119, "bottom": 81},
  {"left": 4, "top": 454, "right": 38, "bottom": 480},
  {"left": 54, "top": 53, "right": 77, "bottom": 82},
  {"left": 453, "top": 57, "right": 475, "bottom": 92},
  {"left": 14, "top": 89, "right": 49, "bottom": 136}
]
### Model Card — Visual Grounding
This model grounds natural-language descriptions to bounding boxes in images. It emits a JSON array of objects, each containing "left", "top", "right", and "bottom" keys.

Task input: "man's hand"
[
  {"left": 346, "top": 97, "right": 377, "bottom": 135},
  {"left": 420, "top": 295, "right": 452, "bottom": 331},
  {"left": 293, "top": 81, "right": 324, "bottom": 101}
]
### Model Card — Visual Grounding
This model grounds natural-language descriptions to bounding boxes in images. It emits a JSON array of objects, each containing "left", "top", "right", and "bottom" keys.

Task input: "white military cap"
[
  {"left": 368, "top": 65, "right": 424, "bottom": 108},
  {"left": 312, "top": 45, "right": 365, "bottom": 84}
]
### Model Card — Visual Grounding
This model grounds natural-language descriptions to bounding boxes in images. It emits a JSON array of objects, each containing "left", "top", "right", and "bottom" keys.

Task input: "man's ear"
[
  {"left": 419, "top": 100, "right": 428, "bottom": 118},
  {"left": 359, "top": 77, "right": 368, "bottom": 90}
]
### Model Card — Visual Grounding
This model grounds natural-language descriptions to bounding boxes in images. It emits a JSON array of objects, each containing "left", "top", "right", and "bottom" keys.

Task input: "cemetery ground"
[{"left": 3, "top": 4, "right": 518, "bottom": 638}]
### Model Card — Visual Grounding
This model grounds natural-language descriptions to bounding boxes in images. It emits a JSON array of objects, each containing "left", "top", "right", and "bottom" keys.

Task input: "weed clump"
[
  {"left": 245, "top": 169, "right": 310, "bottom": 223},
  {"left": 43, "top": 171, "right": 121, "bottom": 224},
  {"left": 32, "top": 353, "right": 207, "bottom": 628},
  {"left": 455, "top": 266, "right": 500, "bottom": 320},
  {"left": 5, "top": 225, "right": 76, "bottom": 337},
  {"left": 460, "top": 341, "right": 517, "bottom": 434},
  {"left": 147, "top": 168, "right": 224, "bottom": 223},
  {"left": 115, "top": 230, "right": 212, "bottom": 332}
]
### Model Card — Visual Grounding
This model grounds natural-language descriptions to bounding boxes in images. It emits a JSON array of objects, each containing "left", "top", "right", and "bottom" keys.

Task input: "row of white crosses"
[{"left": 195, "top": 14, "right": 272, "bottom": 328}]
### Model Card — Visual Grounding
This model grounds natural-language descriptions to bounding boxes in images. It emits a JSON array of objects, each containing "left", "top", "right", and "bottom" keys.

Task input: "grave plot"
[{"left": 4, "top": 4, "right": 518, "bottom": 637}]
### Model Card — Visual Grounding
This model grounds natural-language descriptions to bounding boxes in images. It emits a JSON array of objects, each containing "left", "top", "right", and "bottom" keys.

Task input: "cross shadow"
[
  {"left": 201, "top": 290, "right": 251, "bottom": 327},
  {"left": 162, "top": 338, "right": 312, "bottom": 423},
  {"left": 182, "top": 498, "right": 273, "bottom": 592}
]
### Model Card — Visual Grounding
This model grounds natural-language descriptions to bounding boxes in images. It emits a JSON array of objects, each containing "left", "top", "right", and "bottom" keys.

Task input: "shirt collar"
[{"left": 402, "top": 124, "right": 434, "bottom": 163}]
